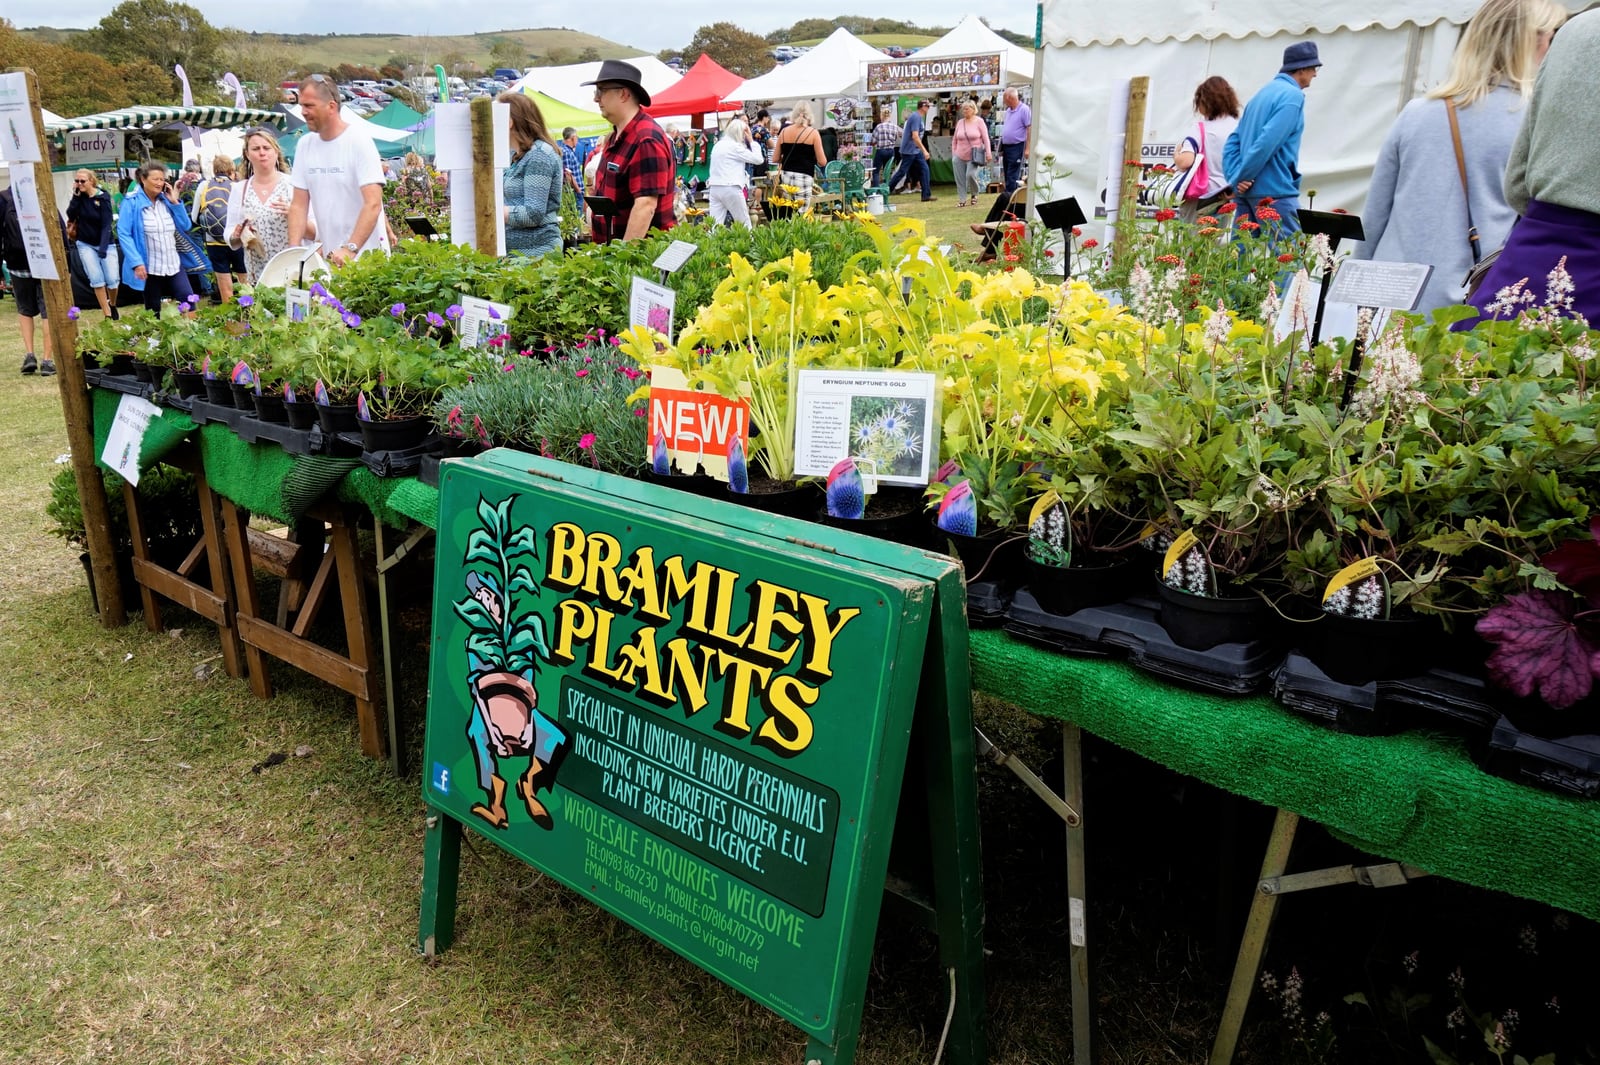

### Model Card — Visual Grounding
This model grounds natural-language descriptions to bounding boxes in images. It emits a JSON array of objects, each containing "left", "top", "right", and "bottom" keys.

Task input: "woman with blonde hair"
[
  {"left": 497, "top": 90, "right": 563, "bottom": 257},
  {"left": 1354, "top": 0, "right": 1567, "bottom": 313},
  {"left": 706, "top": 118, "right": 766, "bottom": 228},
  {"left": 66, "top": 169, "right": 119, "bottom": 318},
  {"left": 226, "top": 127, "right": 309, "bottom": 282},
  {"left": 950, "top": 101, "right": 989, "bottom": 207},
  {"left": 771, "top": 102, "right": 828, "bottom": 209}
]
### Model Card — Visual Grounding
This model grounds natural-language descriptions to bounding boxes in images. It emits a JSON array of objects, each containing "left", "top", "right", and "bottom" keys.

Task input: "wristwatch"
[{"left": 341, "top": 241, "right": 359, "bottom": 253}]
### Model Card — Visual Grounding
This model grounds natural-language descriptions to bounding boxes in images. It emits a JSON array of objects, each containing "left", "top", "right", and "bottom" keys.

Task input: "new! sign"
[
  {"left": 64, "top": 129, "right": 123, "bottom": 167},
  {"left": 419, "top": 452, "right": 985, "bottom": 1064},
  {"left": 647, "top": 367, "right": 749, "bottom": 479}
]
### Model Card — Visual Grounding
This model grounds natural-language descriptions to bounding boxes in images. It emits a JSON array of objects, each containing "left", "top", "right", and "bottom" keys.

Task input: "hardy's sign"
[
  {"left": 65, "top": 129, "right": 124, "bottom": 167},
  {"left": 419, "top": 451, "right": 976, "bottom": 1059}
]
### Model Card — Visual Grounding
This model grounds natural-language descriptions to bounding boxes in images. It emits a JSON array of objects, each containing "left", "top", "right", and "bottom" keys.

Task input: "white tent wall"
[{"left": 1035, "top": 21, "right": 1463, "bottom": 221}]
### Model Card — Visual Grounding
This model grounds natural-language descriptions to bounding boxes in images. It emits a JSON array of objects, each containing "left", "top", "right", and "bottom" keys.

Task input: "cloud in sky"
[{"left": 9, "top": 2, "right": 1037, "bottom": 54}]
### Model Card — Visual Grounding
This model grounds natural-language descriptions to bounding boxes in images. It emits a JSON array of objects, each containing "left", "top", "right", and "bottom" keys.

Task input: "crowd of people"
[{"left": 5, "top": 3, "right": 1599, "bottom": 369}]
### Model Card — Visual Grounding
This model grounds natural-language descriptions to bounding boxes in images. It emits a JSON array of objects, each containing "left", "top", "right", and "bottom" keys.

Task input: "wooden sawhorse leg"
[
  {"left": 218, "top": 498, "right": 387, "bottom": 759},
  {"left": 121, "top": 445, "right": 244, "bottom": 679}
]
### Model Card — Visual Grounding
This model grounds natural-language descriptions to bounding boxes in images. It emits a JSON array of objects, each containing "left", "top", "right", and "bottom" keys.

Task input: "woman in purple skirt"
[{"left": 1467, "top": 7, "right": 1600, "bottom": 325}]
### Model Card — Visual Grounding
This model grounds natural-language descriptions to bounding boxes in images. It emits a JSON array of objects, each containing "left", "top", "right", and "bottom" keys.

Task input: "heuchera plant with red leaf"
[{"left": 1476, "top": 516, "right": 1600, "bottom": 709}]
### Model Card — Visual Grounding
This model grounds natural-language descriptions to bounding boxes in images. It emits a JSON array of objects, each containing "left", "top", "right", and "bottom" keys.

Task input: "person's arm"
[
  {"left": 1174, "top": 135, "right": 1199, "bottom": 172},
  {"left": 623, "top": 197, "right": 658, "bottom": 241},
  {"left": 226, "top": 183, "right": 246, "bottom": 249},
  {"left": 811, "top": 130, "right": 827, "bottom": 167},
  {"left": 287, "top": 186, "right": 311, "bottom": 246},
  {"left": 118, "top": 197, "right": 146, "bottom": 280},
  {"left": 1231, "top": 93, "right": 1303, "bottom": 188},
  {"left": 914, "top": 127, "right": 928, "bottom": 158},
  {"left": 95, "top": 194, "right": 113, "bottom": 257},
  {"left": 332, "top": 184, "right": 383, "bottom": 264},
  {"left": 736, "top": 141, "right": 765, "bottom": 166},
  {"left": 1023, "top": 105, "right": 1032, "bottom": 160},
  {"left": 505, "top": 150, "right": 557, "bottom": 228}
]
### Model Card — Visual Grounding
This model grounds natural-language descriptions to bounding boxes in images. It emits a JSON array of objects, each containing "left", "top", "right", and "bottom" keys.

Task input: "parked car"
[{"left": 493, "top": 68, "right": 521, "bottom": 81}]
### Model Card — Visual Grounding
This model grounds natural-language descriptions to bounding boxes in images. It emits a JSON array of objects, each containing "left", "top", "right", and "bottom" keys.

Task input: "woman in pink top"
[{"left": 950, "top": 101, "right": 991, "bottom": 207}]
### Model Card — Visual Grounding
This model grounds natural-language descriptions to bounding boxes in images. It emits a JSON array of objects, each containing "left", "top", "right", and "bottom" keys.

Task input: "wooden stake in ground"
[
  {"left": 1113, "top": 76, "right": 1150, "bottom": 267},
  {"left": 470, "top": 96, "right": 496, "bottom": 253},
  {"left": 9, "top": 67, "right": 125, "bottom": 626}
]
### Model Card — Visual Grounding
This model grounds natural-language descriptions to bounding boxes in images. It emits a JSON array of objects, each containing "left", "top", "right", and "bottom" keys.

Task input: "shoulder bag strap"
[{"left": 1445, "top": 99, "right": 1481, "bottom": 265}]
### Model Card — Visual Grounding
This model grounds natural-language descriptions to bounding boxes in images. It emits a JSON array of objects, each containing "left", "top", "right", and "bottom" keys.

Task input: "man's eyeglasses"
[{"left": 592, "top": 84, "right": 624, "bottom": 100}]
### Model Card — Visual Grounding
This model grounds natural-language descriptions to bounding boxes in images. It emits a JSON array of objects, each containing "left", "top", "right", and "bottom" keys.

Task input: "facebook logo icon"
[{"left": 432, "top": 763, "right": 451, "bottom": 795}]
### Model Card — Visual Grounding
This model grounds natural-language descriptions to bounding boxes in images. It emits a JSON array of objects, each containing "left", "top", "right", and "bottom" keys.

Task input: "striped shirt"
[{"left": 141, "top": 203, "right": 180, "bottom": 276}]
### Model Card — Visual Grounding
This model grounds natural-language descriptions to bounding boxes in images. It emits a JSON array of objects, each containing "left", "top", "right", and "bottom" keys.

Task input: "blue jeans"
[
  {"left": 1001, "top": 142, "right": 1026, "bottom": 193},
  {"left": 889, "top": 152, "right": 931, "bottom": 199},
  {"left": 871, "top": 147, "right": 897, "bottom": 188}
]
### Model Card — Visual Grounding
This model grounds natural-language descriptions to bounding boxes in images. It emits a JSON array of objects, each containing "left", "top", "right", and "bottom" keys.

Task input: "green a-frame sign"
[{"left": 418, "top": 452, "right": 985, "bottom": 1064}]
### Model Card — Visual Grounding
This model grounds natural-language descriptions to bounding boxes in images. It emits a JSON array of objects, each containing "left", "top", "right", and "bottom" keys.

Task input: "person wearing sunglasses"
[
  {"left": 288, "top": 74, "right": 388, "bottom": 265},
  {"left": 66, "top": 170, "right": 119, "bottom": 319},
  {"left": 580, "top": 61, "right": 676, "bottom": 243}
]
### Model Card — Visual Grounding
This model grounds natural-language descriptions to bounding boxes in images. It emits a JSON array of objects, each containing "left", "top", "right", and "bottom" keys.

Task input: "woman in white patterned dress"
[{"left": 226, "top": 128, "right": 314, "bottom": 282}]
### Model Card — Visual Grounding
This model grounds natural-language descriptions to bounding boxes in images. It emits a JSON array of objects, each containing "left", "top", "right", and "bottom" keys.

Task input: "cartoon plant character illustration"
[{"left": 453, "top": 494, "right": 568, "bottom": 830}]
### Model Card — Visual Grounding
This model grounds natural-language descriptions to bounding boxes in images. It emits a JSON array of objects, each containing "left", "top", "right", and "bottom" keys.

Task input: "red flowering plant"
[{"left": 431, "top": 333, "right": 648, "bottom": 472}]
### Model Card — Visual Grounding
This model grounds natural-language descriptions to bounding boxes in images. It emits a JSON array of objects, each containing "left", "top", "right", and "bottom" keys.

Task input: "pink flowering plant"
[{"left": 432, "top": 332, "right": 648, "bottom": 472}]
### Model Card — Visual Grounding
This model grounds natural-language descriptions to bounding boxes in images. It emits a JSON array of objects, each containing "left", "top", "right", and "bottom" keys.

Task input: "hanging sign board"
[
  {"left": 865, "top": 53, "right": 1003, "bottom": 95},
  {"left": 8, "top": 170, "right": 61, "bottom": 280},
  {"left": 418, "top": 452, "right": 984, "bottom": 1065},
  {"left": 0, "top": 72, "right": 42, "bottom": 164},
  {"left": 65, "top": 129, "right": 124, "bottom": 167}
]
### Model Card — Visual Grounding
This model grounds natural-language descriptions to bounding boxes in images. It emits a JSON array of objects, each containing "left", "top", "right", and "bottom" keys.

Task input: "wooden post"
[
  {"left": 1112, "top": 76, "right": 1149, "bottom": 266},
  {"left": 470, "top": 96, "right": 496, "bottom": 254},
  {"left": 11, "top": 67, "right": 125, "bottom": 626}
]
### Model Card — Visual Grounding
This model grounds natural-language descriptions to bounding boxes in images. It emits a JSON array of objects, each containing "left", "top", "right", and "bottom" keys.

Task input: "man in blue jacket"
[{"left": 1223, "top": 41, "right": 1322, "bottom": 237}]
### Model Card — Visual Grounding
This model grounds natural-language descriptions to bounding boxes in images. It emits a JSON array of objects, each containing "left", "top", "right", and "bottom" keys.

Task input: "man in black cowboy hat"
[
  {"left": 1223, "top": 40, "right": 1323, "bottom": 236},
  {"left": 581, "top": 60, "right": 676, "bottom": 243}
]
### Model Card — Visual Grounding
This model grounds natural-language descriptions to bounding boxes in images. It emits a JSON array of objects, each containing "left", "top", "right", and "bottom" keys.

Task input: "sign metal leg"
[{"left": 418, "top": 810, "right": 463, "bottom": 957}]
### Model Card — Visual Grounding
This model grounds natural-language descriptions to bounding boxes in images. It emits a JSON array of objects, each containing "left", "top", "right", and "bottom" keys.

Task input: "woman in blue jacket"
[{"left": 118, "top": 160, "right": 208, "bottom": 313}]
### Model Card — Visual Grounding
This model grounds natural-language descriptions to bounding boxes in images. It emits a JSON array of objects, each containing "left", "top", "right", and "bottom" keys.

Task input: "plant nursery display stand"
[{"left": 967, "top": 629, "right": 1600, "bottom": 1065}]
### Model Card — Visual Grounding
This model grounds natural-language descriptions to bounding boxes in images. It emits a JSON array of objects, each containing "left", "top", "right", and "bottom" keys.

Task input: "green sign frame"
[{"left": 418, "top": 452, "right": 984, "bottom": 1064}]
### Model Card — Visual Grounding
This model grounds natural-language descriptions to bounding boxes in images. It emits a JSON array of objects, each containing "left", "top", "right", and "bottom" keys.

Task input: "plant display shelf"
[{"left": 968, "top": 628, "right": 1600, "bottom": 1065}]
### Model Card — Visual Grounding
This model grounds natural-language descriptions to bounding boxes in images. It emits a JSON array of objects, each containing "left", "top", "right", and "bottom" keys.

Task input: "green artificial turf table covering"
[
  {"left": 91, "top": 389, "right": 441, "bottom": 530},
  {"left": 969, "top": 628, "right": 1600, "bottom": 921}
]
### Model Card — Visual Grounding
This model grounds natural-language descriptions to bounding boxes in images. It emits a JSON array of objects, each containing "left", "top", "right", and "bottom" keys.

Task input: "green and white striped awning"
[{"left": 45, "top": 106, "right": 286, "bottom": 136}]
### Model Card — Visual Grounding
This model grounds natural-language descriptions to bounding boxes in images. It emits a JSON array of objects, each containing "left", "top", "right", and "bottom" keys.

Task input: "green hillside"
[{"left": 19, "top": 25, "right": 646, "bottom": 70}]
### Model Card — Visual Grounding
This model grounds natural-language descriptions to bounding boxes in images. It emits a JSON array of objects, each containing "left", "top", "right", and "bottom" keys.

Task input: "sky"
[{"left": 9, "top": 3, "right": 1039, "bottom": 54}]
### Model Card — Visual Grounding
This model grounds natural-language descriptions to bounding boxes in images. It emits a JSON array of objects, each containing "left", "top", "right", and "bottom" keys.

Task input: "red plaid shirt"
[{"left": 592, "top": 111, "right": 676, "bottom": 243}]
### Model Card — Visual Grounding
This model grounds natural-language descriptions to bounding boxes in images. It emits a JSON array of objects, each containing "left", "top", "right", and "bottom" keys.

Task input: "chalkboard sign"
[{"left": 418, "top": 451, "right": 984, "bottom": 1064}]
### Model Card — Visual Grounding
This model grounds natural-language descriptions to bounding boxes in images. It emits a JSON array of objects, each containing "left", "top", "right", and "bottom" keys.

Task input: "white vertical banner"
[
  {"left": 438, "top": 102, "right": 510, "bottom": 255},
  {"left": 0, "top": 72, "right": 43, "bottom": 164},
  {"left": 9, "top": 169, "right": 61, "bottom": 280}
]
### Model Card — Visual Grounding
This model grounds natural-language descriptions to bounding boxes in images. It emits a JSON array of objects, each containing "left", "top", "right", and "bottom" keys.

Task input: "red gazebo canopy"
[{"left": 647, "top": 54, "right": 745, "bottom": 115}]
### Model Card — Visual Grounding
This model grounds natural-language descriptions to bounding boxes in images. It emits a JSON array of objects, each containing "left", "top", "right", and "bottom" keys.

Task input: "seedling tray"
[{"left": 1272, "top": 652, "right": 1500, "bottom": 736}]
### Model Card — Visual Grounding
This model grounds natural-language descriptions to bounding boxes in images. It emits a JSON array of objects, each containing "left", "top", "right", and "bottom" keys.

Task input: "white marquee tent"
[
  {"left": 511, "top": 57, "right": 682, "bottom": 113},
  {"left": 284, "top": 104, "right": 415, "bottom": 145},
  {"left": 914, "top": 15, "right": 1036, "bottom": 85},
  {"left": 723, "top": 28, "right": 888, "bottom": 105},
  {"left": 1032, "top": 0, "right": 1590, "bottom": 221}
]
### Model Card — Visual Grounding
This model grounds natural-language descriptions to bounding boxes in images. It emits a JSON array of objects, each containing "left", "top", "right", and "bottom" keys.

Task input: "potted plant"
[{"left": 352, "top": 318, "right": 468, "bottom": 453}]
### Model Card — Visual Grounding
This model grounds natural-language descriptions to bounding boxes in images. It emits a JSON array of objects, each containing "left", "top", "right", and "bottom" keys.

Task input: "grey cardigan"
[{"left": 1353, "top": 85, "right": 1527, "bottom": 314}]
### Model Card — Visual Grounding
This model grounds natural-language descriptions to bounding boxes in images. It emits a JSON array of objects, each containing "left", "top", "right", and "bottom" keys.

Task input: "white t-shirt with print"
[{"left": 291, "top": 125, "right": 388, "bottom": 256}]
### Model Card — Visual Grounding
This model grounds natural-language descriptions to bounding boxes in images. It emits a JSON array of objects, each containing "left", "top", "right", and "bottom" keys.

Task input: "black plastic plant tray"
[
  {"left": 1004, "top": 588, "right": 1284, "bottom": 695},
  {"left": 161, "top": 392, "right": 195, "bottom": 414},
  {"left": 1272, "top": 653, "right": 1500, "bottom": 736},
  {"left": 965, "top": 579, "right": 1012, "bottom": 628},
  {"left": 1480, "top": 717, "right": 1600, "bottom": 798},
  {"left": 87, "top": 371, "right": 153, "bottom": 399},
  {"left": 418, "top": 453, "right": 442, "bottom": 488},
  {"left": 234, "top": 415, "right": 318, "bottom": 456},
  {"left": 187, "top": 399, "right": 246, "bottom": 429},
  {"left": 339, "top": 432, "right": 441, "bottom": 478}
]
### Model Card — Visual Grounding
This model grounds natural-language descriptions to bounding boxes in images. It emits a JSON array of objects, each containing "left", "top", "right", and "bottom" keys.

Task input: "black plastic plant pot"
[
  {"left": 1156, "top": 582, "right": 1271, "bottom": 650},
  {"left": 283, "top": 399, "right": 319, "bottom": 430},
  {"left": 1299, "top": 611, "right": 1446, "bottom": 685},
  {"left": 359, "top": 415, "right": 431, "bottom": 453},
  {"left": 1026, "top": 553, "right": 1140, "bottom": 616},
  {"left": 203, "top": 378, "right": 235, "bottom": 406},
  {"left": 315, "top": 403, "right": 360, "bottom": 435},
  {"left": 132, "top": 361, "right": 155, "bottom": 383},
  {"left": 820, "top": 488, "right": 929, "bottom": 547},
  {"left": 106, "top": 353, "right": 137, "bottom": 376},
  {"left": 173, "top": 371, "right": 206, "bottom": 398},
  {"left": 724, "top": 480, "right": 821, "bottom": 520},
  {"left": 934, "top": 524, "right": 1025, "bottom": 582},
  {"left": 253, "top": 392, "right": 289, "bottom": 423},
  {"left": 230, "top": 383, "right": 258, "bottom": 411}
]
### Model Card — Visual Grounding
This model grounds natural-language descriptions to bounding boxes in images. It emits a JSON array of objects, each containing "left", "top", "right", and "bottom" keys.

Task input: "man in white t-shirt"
[{"left": 288, "top": 74, "right": 388, "bottom": 266}]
